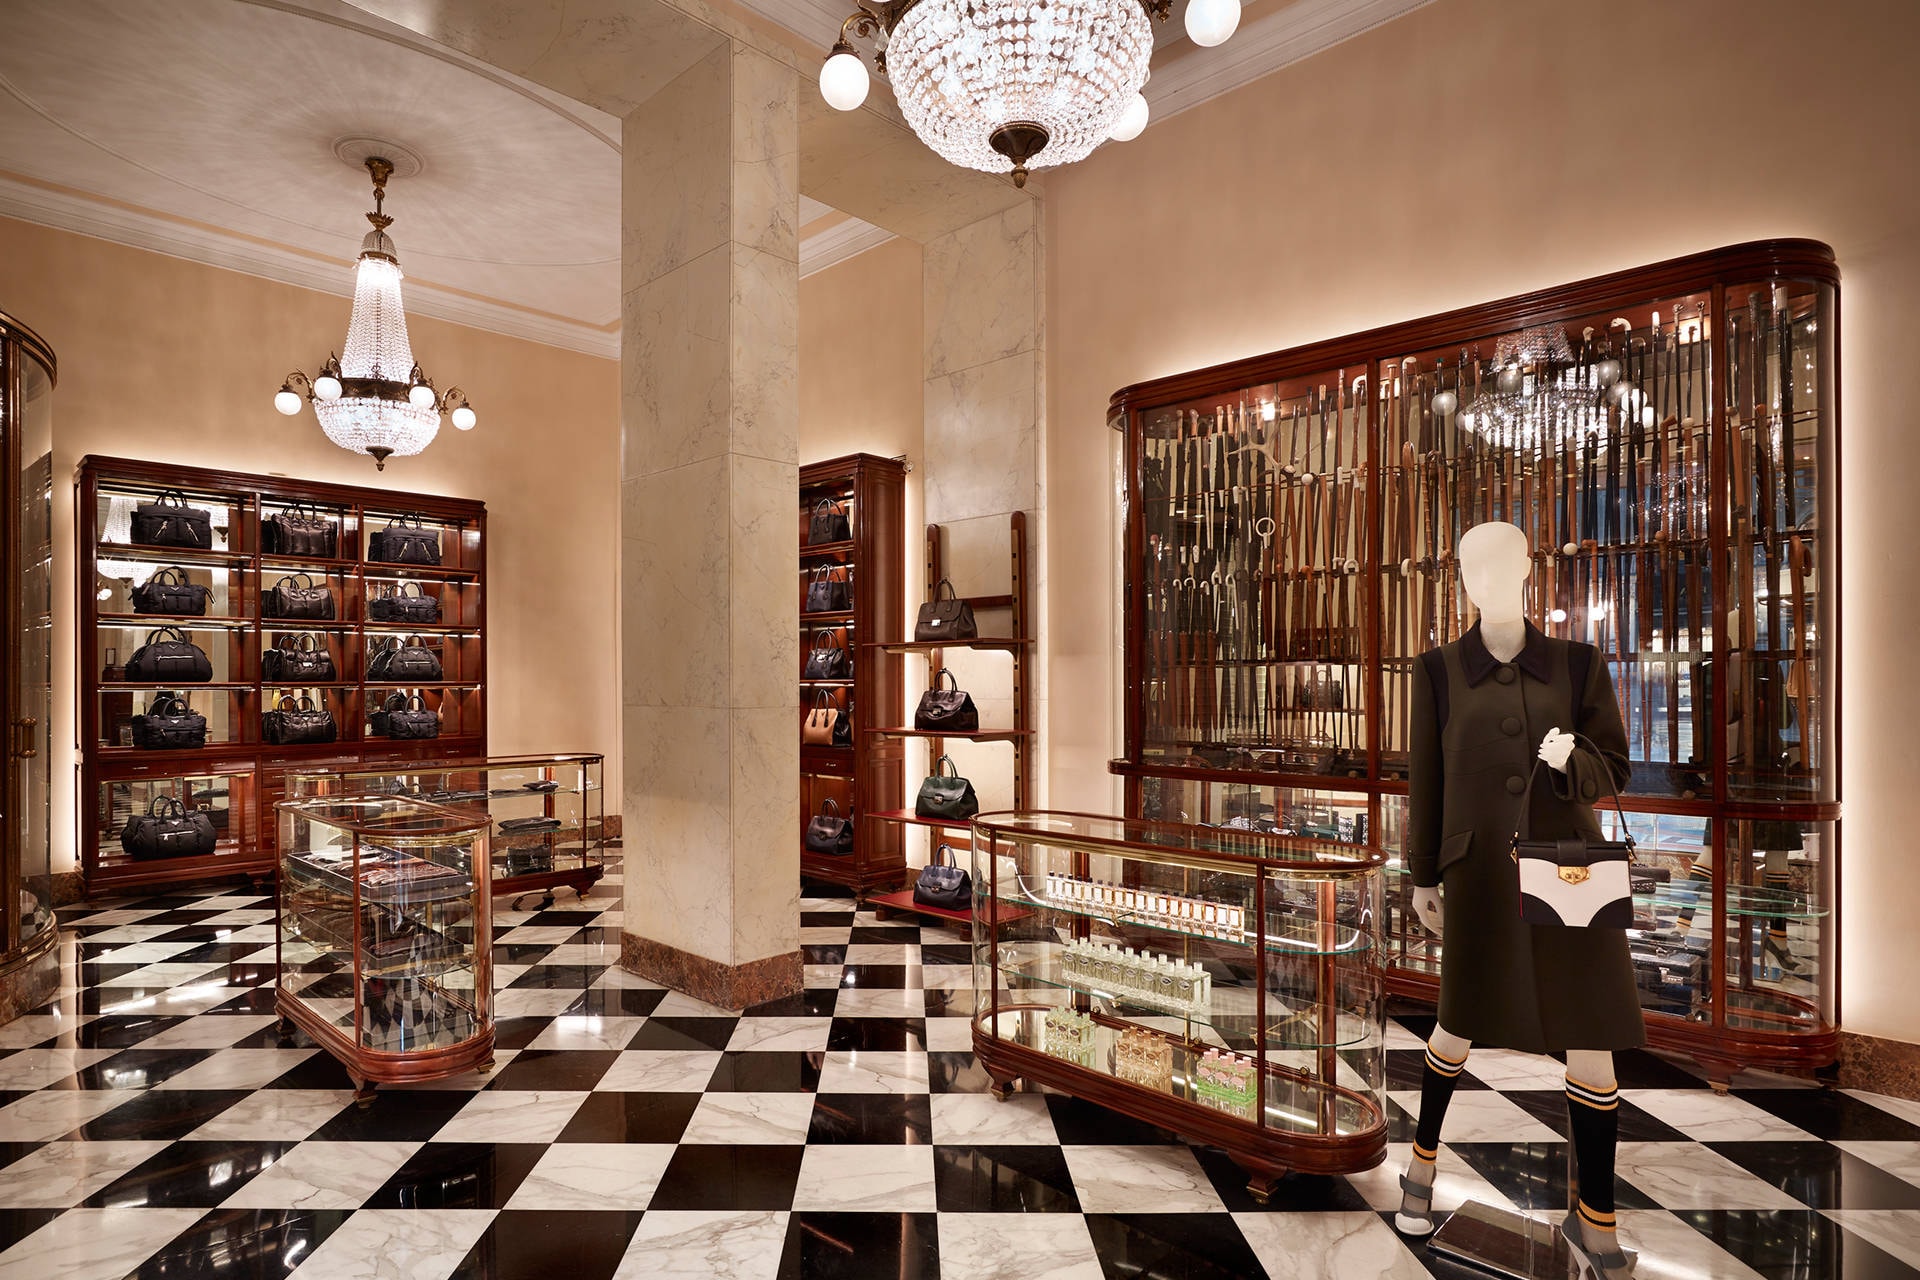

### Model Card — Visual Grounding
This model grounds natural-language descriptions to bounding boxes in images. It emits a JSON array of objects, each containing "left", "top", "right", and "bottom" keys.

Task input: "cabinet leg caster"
[
  {"left": 1709, "top": 1079, "right": 1732, "bottom": 1095},
  {"left": 477, "top": 1059, "right": 494, "bottom": 1074},
  {"left": 987, "top": 1073, "right": 1019, "bottom": 1101},
  {"left": 1244, "top": 1169, "right": 1288, "bottom": 1206},
  {"left": 352, "top": 1081, "right": 377, "bottom": 1108}
]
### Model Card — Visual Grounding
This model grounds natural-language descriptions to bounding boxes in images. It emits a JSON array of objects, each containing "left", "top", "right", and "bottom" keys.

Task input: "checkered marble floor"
[{"left": 1, "top": 866, "right": 1917, "bottom": 1279}]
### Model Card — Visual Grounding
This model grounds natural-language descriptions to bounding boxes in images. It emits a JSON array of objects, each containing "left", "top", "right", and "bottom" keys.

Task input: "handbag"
[
  {"left": 131, "top": 567, "right": 210, "bottom": 616},
  {"left": 120, "top": 795, "right": 218, "bottom": 861},
  {"left": 499, "top": 816, "right": 562, "bottom": 835},
  {"left": 131, "top": 491, "right": 212, "bottom": 549},
  {"left": 265, "top": 573, "right": 335, "bottom": 620},
  {"left": 1509, "top": 733, "right": 1635, "bottom": 929},
  {"left": 262, "top": 503, "right": 339, "bottom": 557},
  {"left": 368, "top": 581, "right": 440, "bottom": 624},
  {"left": 805, "top": 566, "right": 851, "bottom": 614},
  {"left": 368, "top": 512, "right": 441, "bottom": 565},
  {"left": 832, "top": 699, "right": 853, "bottom": 748},
  {"left": 367, "top": 636, "right": 443, "bottom": 682},
  {"left": 802, "top": 692, "right": 838, "bottom": 745},
  {"left": 131, "top": 694, "right": 207, "bottom": 750},
  {"left": 913, "top": 578, "right": 978, "bottom": 643},
  {"left": 915, "top": 754, "right": 980, "bottom": 821},
  {"left": 807, "top": 498, "right": 851, "bottom": 546},
  {"left": 913, "top": 669, "right": 979, "bottom": 733},
  {"left": 262, "top": 633, "right": 336, "bottom": 683},
  {"left": 804, "top": 797, "right": 855, "bottom": 856},
  {"left": 912, "top": 843, "right": 972, "bottom": 911},
  {"left": 802, "top": 630, "right": 851, "bottom": 680},
  {"left": 373, "top": 693, "right": 439, "bottom": 740},
  {"left": 124, "top": 627, "right": 213, "bottom": 683},
  {"left": 264, "top": 694, "right": 337, "bottom": 745}
]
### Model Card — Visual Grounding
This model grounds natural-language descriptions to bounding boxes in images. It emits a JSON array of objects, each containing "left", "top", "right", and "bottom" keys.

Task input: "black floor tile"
[
  {"left": 556, "top": 1090, "right": 700, "bottom": 1143},
  {"left": 932, "top": 1144, "right": 1080, "bottom": 1212},
  {"left": 1085, "top": 1213, "right": 1265, "bottom": 1280},
  {"left": 1046, "top": 1094, "right": 1185, "bottom": 1146},
  {"left": 170, "top": 942, "right": 267, "bottom": 965},
  {"left": 1677, "top": 1208, "right": 1920, "bottom": 1280},
  {"left": 778, "top": 1212, "right": 939, "bottom": 1280},
  {"left": 1448, "top": 1142, "right": 1660, "bottom": 1213},
  {"left": 484, "top": 1049, "right": 617, "bottom": 1091},
  {"left": 840, "top": 965, "right": 914, "bottom": 990},
  {"left": 68, "top": 1089, "right": 252, "bottom": 1141},
  {"left": 203, "top": 989, "right": 281, "bottom": 1016},
  {"left": 648, "top": 1144, "right": 805, "bottom": 1211},
  {"left": 495, "top": 943, "right": 560, "bottom": 965},
  {"left": 1736, "top": 1089, "right": 1920, "bottom": 1143},
  {"left": 131, "top": 1207, "right": 352, "bottom": 1279},
  {"left": 85, "top": 1139, "right": 296, "bottom": 1208},
  {"left": 452, "top": 1210, "right": 643, "bottom": 1280},
  {"left": 1386, "top": 1096, "right": 1419, "bottom": 1144},
  {"left": 918, "top": 943, "right": 971, "bottom": 966},
  {"left": 563, "top": 987, "right": 668, "bottom": 1018},
  {"left": 363, "top": 1142, "right": 546, "bottom": 1210},
  {"left": 0, "top": 1209, "right": 63, "bottom": 1256},
  {"left": 564, "top": 926, "right": 620, "bottom": 946},
  {"left": 56, "top": 1047, "right": 217, "bottom": 1090},
  {"left": 706, "top": 1051, "right": 823, "bottom": 1093},
  {"left": 1708, "top": 1140, "right": 1920, "bottom": 1209},
  {"left": 263, "top": 1053, "right": 355, "bottom": 1090},
  {"left": 627, "top": 1017, "right": 738, "bottom": 1052},
  {"left": 233, "top": 1022, "right": 317, "bottom": 1050},
  {"left": 1501, "top": 1089, "right": 1691, "bottom": 1143},
  {"left": 827, "top": 1018, "right": 927, "bottom": 1052},
  {"left": 307, "top": 1088, "right": 472, "bottom": 1142},
  {"left": 524, "top": 909, "right": 603, "bottom": 928},
  {"left": 490, "top": 1017, "right": 558, "bottom": 1051},
  {"left": 849, "top": 927, "right": 921, "bottom": 945},
  {"left": 1610, "top": 1048, "right": 1712, "bottom": 1090},
  {"left": 505, "top": 966, "right": 601, "bottom": 990},
  {"left": 808, "top": 1093, "right": 932, "bottom": 1145},
  {"left": 1387, "top": 1047, "right": 1502, "bottom": 1093},
  {"left": 54, "top": 1014, "right": 186, "bottom": 1049},
  {"left": 802, "top": 945, "right": 847, "bottom": 965},
  {"left": 1194, "top": 1144, "right": 1377, "bottom": 1212},
  {"left": 743, "top": 990, "right": 839, "bottom": 1018},
  {"left": 927, "top": 1051, "right": 998, "bottom": 1095},
  {"left": 799, "top": 912, "right": 856, "bottom": 928}
]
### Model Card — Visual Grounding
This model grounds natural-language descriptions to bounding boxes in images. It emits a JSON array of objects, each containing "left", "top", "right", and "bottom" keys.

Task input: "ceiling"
[{"left": 0, "top": 0, "right": 1430, "bottom": 360}]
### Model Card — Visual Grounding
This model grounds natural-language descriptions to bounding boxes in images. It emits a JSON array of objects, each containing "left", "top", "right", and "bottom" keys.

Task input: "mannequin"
[{"left": 1396, "top": 522, "right": 1642, "bottom": 1280}]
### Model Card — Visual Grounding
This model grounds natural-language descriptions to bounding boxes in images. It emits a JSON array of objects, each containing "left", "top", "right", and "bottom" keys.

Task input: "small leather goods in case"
[
  {"left": 913, "top": 669, "right": 979, "bottom": 733},
  {"left": 124, "top": 627, "right": 213, "bottom": 683},
  {"left": 368, "top": 581, "right": 440, "bottom": 624},
  {"left": 263, "top": 694, "right": 337, "bottom": 745},
  {"left": 802, "top": 692, "right": 838, "bottom": 745},
  {"left": 120, "top": 795, "right": 218, "bottom": 861},
  {"left": 913, "top": 578, "right": 977, "bottom": 643},
  {"left": 804, "top": 797, "right": 854, "bottom": 855},
  {"left": 131, "top": 490, "right": 213, "bottom": 549},
  {"left": 803, "top": 629, "right": 851, "bottom": 680},
  {"left": 367, "top": 635, "right": 442, "bottom": 682},
  {"left": 912, "top": 843, "right": 972, "bottom": 911},
  {"left": 131, "top": 566, "right": 210, "bottom": 616},
  {"left": 262, "top": 632, "right": 335, "bottom": 683},
  {"left": 915, "top": 754, "right": 979, "bottom": 821},
  {"left": 1509, "top": 733, "right": 1635, "bottom": 929},
  {"left": 807, "top": 498, "right": 851, "bottom": 545},
  {"left": 368, "top": 512, "right": 441, "bottom": 565},
  {"left": 131, "top": 693, "right": 207, "bottom": 750},
  {"left": 805, "top": 565, "right": 851, "bottom": 614},
  {"left": 265, "top": 573, "right": 335, "bottom": 620},
  {"left": 373, "top": 693, "right": 438, "bottom": 740},
  {"left": 261, "top": 503, "right": 339, "bottom": 557}
]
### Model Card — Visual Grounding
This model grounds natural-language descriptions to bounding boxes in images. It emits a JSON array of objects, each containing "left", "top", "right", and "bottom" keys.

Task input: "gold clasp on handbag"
[{"left": 1558, "top": 865, "right": 1591, "bottom": 885}]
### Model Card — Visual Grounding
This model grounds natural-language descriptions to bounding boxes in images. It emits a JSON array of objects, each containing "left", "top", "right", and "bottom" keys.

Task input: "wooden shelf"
[
  {"left": 868, "top": 638, "right": 1034, "bottom": 654},
  {"left": 868, "top": 808, "right": 975, "bottom": 832},
  {"left": 869, "top": 727, "right": 1034, "bottom": 742}
]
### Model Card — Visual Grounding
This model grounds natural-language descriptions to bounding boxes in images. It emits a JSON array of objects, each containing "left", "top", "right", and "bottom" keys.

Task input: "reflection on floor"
[{"left": 0, "top": 865, "right": 1915, "bottom": 1279}]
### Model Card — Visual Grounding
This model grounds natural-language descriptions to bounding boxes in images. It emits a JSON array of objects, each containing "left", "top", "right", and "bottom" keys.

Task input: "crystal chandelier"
[
  {"left": 1450, "top": 324, "right": 1637, "bottom": 456},
  {"left": 274, "top": 157, "right": 475, "bottom": 469},
  {"left": 818, "top": 0, "right": 1243, "bottom": 188}
]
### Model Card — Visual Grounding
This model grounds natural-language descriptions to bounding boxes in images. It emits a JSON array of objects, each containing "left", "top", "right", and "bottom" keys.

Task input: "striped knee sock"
[
  {"left": 1412, "top": 1039, "right": 1468, "bottom": 1163},
  {"left": 1566, "top": 1075, "right": 1620, "bottom": 1232}
]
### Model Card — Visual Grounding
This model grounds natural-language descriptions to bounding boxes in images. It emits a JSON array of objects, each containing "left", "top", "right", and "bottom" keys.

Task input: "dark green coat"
[{"left": 1407, "top": 622, "right": 1645, "bottom": 1053}]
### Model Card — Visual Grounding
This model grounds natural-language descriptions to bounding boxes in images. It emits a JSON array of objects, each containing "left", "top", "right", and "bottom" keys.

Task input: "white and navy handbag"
[{"left": 1509, "top": 733, "right": 1635, "bottom": 929}]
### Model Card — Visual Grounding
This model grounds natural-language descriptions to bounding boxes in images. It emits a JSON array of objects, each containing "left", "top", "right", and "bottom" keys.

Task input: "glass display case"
[
  {"left": 1108, "top": 241, "right": 1841, "bottom": 1083},
  {"left": 276, "top": 795, "right": 493, "bottom": 1097},
  {"left": 287, "top": 755, "right": 606, "bottom": 907},
  {"left": 970, "top": 811, "right": 1386, "bottom": 1199}
]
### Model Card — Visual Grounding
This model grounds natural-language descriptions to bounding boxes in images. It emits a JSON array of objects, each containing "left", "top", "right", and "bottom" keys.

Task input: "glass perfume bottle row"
[
  {"left": 1194, "top": 1048, "right": 1257, "bottom": 1119},
  {"left": 1117, "top": 1025, "right": 1175, "bottom": 1090},
  {"left": 1043, "top": 1008, "right": 1096, "bottom": 1068},
  {"left": 1045, "top": 871, "right": 1247, "bottom": 938},
  {"left": 1061, "top": 938, "right": 1212, "bottom": 1017}
]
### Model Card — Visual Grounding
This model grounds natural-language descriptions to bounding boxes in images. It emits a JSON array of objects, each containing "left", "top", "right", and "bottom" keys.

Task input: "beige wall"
[
  {"left": 1043, "top": 0, "right": 1920, "bottom": 1045},
  {"left": 0, "top": 216, "right": 622, "bottom": 874}
]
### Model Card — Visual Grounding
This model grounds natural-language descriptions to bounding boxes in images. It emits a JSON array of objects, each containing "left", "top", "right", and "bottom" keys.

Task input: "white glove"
[
  {"left": 1538, "top": 726, "right": 1576, "bottom": 773},
  {"left": 1413, "top": 886, "right": 1443, "bottom": 936}
]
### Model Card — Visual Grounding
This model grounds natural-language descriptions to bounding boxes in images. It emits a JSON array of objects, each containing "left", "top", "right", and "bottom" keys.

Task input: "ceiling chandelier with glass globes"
[
  {"left": 818, "top": 0, "right": 1244, "bottom": 188},
  {"left": 274, "top": 155, "right": 475, "bottom": 470}
]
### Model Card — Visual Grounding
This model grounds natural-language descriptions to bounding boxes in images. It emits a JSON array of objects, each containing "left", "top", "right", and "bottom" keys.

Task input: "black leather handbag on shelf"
[
  {"left": 131, "top": 491, "right": 213, "bottom": 549},
  {"left": 261, "top": 633, "right": 335, "bottom": 683},
  {"left": 368, "top": 581, "right": 440, "bottom": 624},
  {"left": 807, "top": 498, "right": 851, "bottom": 545},
  {"left": 265, "top": 573, "right": 335, "bottom": 620},
  {"left": 805, "top": 565, "right": 851, "bottom": 614},
  {"left": 915, "top": 754, "right": 980, "bottom": 821},
  {"left": 913, "top": 669, "right": 979, "bottom": 733},
  {"left": 803, "top": 630, "right": 851, "bottom": 681},
  {"left": 367, "top": 635, "right": 443, "bottom": 682},
  {"left": 1510, "top": 733, "right": 1635, "bottom": 930},
  {"left": 913, "top": 578, "right": 978, "bottom": 643},
  {"left": 263, "top": 694, "right": 337, "bottom": 745},
  {"left": 832, "top": 698, "right": 854, "bottom": 748},
  {"left": 368, "top": 513, "right": 441, "bottom": 565},
  {"left": 803, "top": 692, "right": 837, "bottom": 745},
  {"left": 372, "top": 693, "right": 439, "bottom": 740},
  {"left": 124, "top": 627, "right": 213, "bottom": 683},
  {"left": 912, "top": 843, "right": 972, "bottom": 912},
  {"left": 804, "top": 797, "right": 855, "bottom": 855},
  {"left": 261, "top": 503, "right": 339, "bottom": 557},
  {"left": 130, "top": 694, "right": 207, "bottom": 750},
  {"left": 191, "top": 787, "right": 230, "bottom": 831},
  {"left": 120, "top": 795, "right": 218, "bottom": 861},
  {"left": 131, "top": 567, "right": 211, "bottom": 616}
]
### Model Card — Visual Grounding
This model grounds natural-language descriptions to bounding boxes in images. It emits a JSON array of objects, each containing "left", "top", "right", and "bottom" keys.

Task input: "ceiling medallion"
[
  {"left": 274, "top": 155, "right": 474, "bottom": 469},
  {"left": 818, "top": 0, "right": 1243, "bottom": 188}
]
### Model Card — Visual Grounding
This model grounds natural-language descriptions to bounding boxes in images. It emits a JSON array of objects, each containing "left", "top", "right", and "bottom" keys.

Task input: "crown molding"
[{"left": 800, "top": 213, "right": 896, "bottom": 278}]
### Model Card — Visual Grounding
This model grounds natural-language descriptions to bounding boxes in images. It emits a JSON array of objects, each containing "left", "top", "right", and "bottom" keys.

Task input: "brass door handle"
[{"left": 13, "top": 717, "right": 37, "bottom": 759}]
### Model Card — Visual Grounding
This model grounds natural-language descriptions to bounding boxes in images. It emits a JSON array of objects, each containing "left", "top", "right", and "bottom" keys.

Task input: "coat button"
[
  {"left": 1496, "top": 668, "right": 1517, "bottom": 685},
  {"left": 1506, "top": 775, "right": 1527, "bottom": 795},
  {"left": 1501, "top": 716, "right": 1522, "bottom": 736},
  {"left": 1582, "top": 780, "right": 1598, "bottom": 799}
]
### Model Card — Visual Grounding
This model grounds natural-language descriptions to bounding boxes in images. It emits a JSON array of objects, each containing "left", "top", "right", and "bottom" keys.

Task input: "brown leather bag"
[{"left": 803, "top": 692, "right": 837, "bottom": 745}]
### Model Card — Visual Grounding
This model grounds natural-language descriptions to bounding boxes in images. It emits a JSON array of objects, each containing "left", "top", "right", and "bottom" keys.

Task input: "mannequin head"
[{"left": 1458, "top": 522, "right": 1530, "bottom": 624}]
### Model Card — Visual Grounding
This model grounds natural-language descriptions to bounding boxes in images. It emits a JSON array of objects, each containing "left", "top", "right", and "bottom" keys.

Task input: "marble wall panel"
[
  {"left": 620, "top": 457, "right": 730, "bottom": 709},
  {"left": 727, "top": 452, "right": 800, "bottom": 711},
  {"left": 923, "top": 351, "right": 1040, "bottom": 525},
  {"left": 621, "top": 246, "right": 731, "bottom": 478},
  {"left": 923, "top": 201, "right": 1041, "bottom": 379},
  {"left": 622, "top": 43, "right": 731, "bottom": 290},
  {"left": 728, "top": 705, "right": 801, "bottom": 965},
  {"left": 623, "top": 702, "right": 733, "bottom": 960},
  {"left": 729, "top": 244, "right": 800, "bottom": 466},
  {"left": 730, "top": 44, "right": 799, "bottom": 264}
]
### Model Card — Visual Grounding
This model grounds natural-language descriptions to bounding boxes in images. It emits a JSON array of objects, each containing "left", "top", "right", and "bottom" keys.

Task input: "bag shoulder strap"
[{"left": 1509, "top": 731, "right": 1634, "bottom": 847}]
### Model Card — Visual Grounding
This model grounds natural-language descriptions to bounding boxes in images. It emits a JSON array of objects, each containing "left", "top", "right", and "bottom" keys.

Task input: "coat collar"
[{"left": 1460, "top": 621, "right": 1552, "bottom": 686}]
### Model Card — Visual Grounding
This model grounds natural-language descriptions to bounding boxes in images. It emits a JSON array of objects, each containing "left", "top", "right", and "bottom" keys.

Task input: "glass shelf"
[{"left": 983, "top": 886, "right": 1372, "bottom": 957}]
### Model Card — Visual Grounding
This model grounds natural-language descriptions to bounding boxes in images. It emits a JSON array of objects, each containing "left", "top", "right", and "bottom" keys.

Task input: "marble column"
[{"left": 619, "top": 41, "right": 803, "bottom": 1009}]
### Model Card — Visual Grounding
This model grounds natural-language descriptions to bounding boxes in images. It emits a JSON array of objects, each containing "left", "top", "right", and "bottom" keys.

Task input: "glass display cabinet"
[
  {"left": 1109, "top": 241, "right": 1840, "bottom": 1084},
  {"left": 970, "top": 811, "right": 1386, "bottom": 1199},
  {"left": 0, "top": 311, "right": 58, "bottom": 1019},
  {"left": 288, "top": 754, "right": 606, "bottom": 908},
  {"left": 276, "top": 795, "right": 493, "bottom": 1098}
]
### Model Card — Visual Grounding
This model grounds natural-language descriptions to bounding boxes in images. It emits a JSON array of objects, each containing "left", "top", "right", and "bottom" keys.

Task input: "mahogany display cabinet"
[
  {"left": 1108, "top": 241, "right": 1840, "bottom": 1083},
  {"left": 78, "top": 456, "right": 487, "bottom": 892}
]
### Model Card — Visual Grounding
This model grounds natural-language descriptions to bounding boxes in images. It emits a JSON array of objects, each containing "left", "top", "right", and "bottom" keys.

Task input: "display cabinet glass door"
[{"left": 4, "top": 320, "right": 55, "bottom": 966}]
